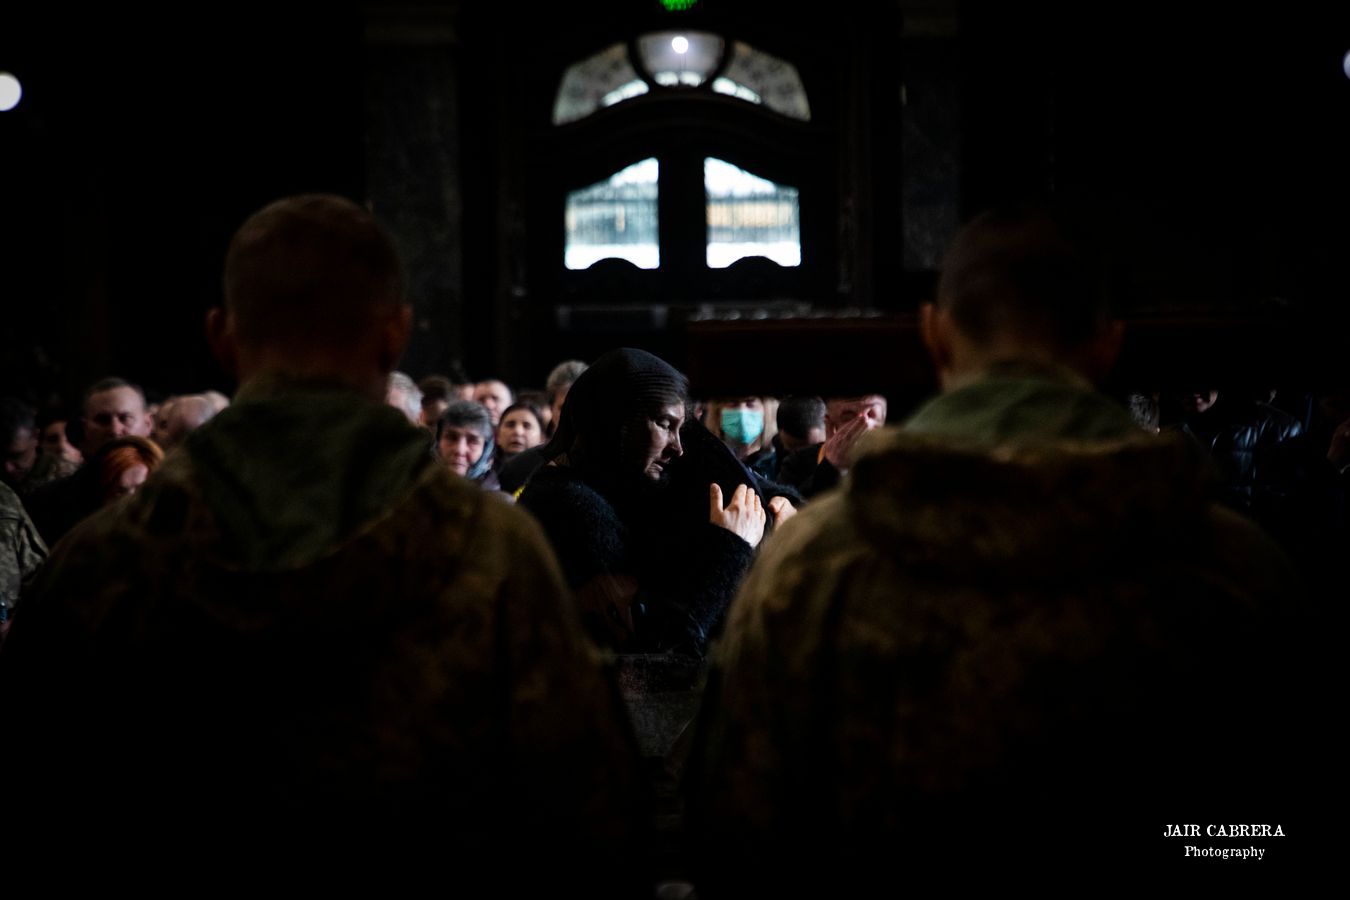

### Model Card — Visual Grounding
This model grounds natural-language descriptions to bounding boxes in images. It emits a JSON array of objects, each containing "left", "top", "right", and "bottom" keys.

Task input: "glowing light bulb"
[
  {"left": 0, "top": 72, "right": 22, "bottom": 112},
  {"left": 672, "top": 36, "right": 689, "bottom": 55}
]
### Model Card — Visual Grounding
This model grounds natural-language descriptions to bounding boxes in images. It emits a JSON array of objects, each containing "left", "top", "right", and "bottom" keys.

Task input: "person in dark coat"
[{"left": 517, "top": 348, "right": 778, "bottom": 656}]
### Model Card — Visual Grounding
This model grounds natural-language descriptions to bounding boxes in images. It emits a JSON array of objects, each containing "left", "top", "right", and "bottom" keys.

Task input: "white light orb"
[
  {"left": 672, "top": 36, "right": 689, "bottom": 55},
  {"left": 0, "top": 72, "right": 22, "bottom": 112}
]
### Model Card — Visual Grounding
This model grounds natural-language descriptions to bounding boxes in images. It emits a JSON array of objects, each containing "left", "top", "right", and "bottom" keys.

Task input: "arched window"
[
  {"left": 714, "top": 41, "right": 811, "bottom": 121},
  {"left": 552, "top": 34, "right": 810, "bottom": 125},
  {"left": 553, "top": 43, "right": 648, "bottom": 126},
  {"left": 705, "top": 158, "right": 800, "bottom": 268},
  {"left": 533, "top": 26, "right": 831, "bottom": 326},
  {"left": 564, "top": 158, "right": 660, "bottom": 270}
]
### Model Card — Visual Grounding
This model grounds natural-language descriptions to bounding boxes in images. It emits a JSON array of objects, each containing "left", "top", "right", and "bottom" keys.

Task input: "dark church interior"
[
  {"left": 0, "top": 0, "right": 1343, "bottom": 886},
  {"left": 5, "top": 0, "right": 1348, "bottom": 398}
]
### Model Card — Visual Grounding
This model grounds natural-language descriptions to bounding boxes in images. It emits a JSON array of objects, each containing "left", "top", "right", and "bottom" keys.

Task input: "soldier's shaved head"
[
  {"left": 211, "top": 194, "right": 411, "bottom": 394},
  {"left": 224, "top": 194, "right": 404, "bottom": 352}
]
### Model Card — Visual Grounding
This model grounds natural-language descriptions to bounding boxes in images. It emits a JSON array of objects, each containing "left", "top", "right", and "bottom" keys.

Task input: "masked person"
[{"left": 714, "top": 397, "right": 768, "bottom": 461}]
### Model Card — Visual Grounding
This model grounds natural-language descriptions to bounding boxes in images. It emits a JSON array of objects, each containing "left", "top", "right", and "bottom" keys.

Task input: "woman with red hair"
[{"left": 95, "top": 436, "right": 164, "bottom": 505}]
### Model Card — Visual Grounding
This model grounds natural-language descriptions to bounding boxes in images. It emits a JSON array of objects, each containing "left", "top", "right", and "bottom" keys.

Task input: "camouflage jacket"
[
  {"left": 0, "top": 481, "right": 46, "bottom": 615},
  {"left": 687, "top": 367, "right": 1309, "bottom": 886},
  {"left": 1, "top": 383, "right": 645, "bottom": 887}
]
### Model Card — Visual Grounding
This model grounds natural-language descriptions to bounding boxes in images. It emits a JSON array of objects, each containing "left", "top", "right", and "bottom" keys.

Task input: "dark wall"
[
  {"left": 365, "top": 36, "right": 464, "bottom": 380},
  {"left": 3, "top": 1, "right": 1349, "bottom": 407},
  {"left": 960, "top": 1, "right": 1350, "bottom": 320},
  {"left": 1, "top": 5, "right": 369, "bottom": 406}
]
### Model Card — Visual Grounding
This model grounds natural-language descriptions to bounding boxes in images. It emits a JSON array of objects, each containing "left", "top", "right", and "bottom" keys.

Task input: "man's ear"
[
  {"left": 205, "top": 307, "right": 238, "bottom": 376},
  {"left": 919, "top": 302, "right": 954, "bottom": 385},
  {"left": 377, "top": 304, "right": 413, "bottom": 374}
]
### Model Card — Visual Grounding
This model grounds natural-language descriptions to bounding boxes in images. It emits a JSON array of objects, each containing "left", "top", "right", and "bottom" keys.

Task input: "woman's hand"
[{"left": 710, "top": 483, "right": 766, "bottom": 548}]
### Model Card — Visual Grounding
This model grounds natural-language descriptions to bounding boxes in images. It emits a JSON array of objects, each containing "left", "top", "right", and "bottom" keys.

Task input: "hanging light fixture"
[{"left": 637, "top": 31, "right": 725, "bottom": 88}]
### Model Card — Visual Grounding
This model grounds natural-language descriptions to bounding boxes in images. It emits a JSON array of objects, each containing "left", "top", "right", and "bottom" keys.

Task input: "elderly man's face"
[
  {"left": 824, "top": 395, "right": 888, "bottom": 437},
  {"left": 438, "top": 426, "right": 488, "bottom": 476},
  {"left": 84, "top": 387, "right": 151, "bottom": 455},
  {"left": 475, "top": 381, "right": 513, "bottom": 427},
  {"left": 624, "top": 402, "right": 685, "bottom": 482}
]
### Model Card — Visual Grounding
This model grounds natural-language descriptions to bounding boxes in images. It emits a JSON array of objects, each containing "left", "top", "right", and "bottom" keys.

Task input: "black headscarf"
[
  {"left": 527, "top": 348, "right": 784, "bottom": 654},
  {"left": 542, "top": 347, "right": 790, "bottom": 510},
  {"left": 542, "top": 348, "right": 688, "bottom": 467}
]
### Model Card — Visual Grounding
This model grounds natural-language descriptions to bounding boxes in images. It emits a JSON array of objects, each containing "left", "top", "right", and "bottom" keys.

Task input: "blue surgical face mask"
[{"left": 720, "top": 408, "right": 764, "bottom": 446}]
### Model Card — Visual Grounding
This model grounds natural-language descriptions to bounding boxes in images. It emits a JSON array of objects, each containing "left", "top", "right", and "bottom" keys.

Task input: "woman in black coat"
[{"left": 517, "top": 348, "right": 774, "bottom": 656}]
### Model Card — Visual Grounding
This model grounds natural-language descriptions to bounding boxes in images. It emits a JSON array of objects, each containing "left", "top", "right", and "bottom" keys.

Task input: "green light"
[{"left": 660, "top": 0, "right": 699, "bottom": 11}]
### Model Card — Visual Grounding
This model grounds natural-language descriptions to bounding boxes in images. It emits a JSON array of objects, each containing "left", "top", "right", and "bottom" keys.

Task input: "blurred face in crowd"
[
  {"left": 386, "top": 385, "right": 420, "bottom": 425},
  {"left": 108, "top": 464, "right": 149, "bottom": 503},
  {"left": 4, "top": 426, "right": 38, "bottom": 485},
  {"left": 151, "top": 400, "right": 178, "bottom": 448},
  {"left": 550, "top": 383, "right": 573, "bottom": 436},
  {"left": 622, "top": 402, "right": 685, "bottom": 483},
  {"left": 150, "top": 396, "right": 215, "bottom": 451},
  {"left": 438, "top": 426, "right": 488, "bottom": 476},
  {"left": 41, "top": 420, "right": 82, "bottom": 465},
  {"left": 824, "top": 395, "right": 888, "bottom": 438},
  {"left": 779, "top": 422, "right": 825, "bottom": 455},
  {"left": 420, "top": 399, "right": 450, "bottom": 430},
  {"left": 474, "top": 381, "right": 512, "bottom": 426},
  {"left": 84, "top": 386, "right": 151, "bottom": 455},
  {"left": 1181, "top": 390, "right": 1219, "bottom": 414},
  {"left": 498, "top": 409, "right": 543, "bottom": 455}
]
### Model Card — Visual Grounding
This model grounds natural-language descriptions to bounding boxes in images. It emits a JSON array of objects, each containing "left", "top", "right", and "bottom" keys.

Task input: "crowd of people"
[{"left": 0, "top": 196, "right": 1339, "bottom": 888}]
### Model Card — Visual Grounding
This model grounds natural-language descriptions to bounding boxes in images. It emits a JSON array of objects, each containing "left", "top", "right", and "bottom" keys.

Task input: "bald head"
[
  {"left": 215, "top": 194, "right": 410, "bottom": 391},
  {"left": 153, "top": 395, "right": 217, "bottom": 450}
]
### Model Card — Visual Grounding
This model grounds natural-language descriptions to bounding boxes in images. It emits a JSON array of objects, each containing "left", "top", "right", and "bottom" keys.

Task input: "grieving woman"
[{"left": 517, "top": 348, "right": 770, "bottom": 656}]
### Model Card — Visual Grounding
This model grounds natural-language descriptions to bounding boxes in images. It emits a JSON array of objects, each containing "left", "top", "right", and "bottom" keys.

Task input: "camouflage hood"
[
  {"left": 847, "top": 428, "right": 1211, "bottom": 580},
  {"left": 845, "top": 365, "right": 1212, "bottom": 579},
  {"left": 183, "top": 379, "right": 434, "bottom": 571}
]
